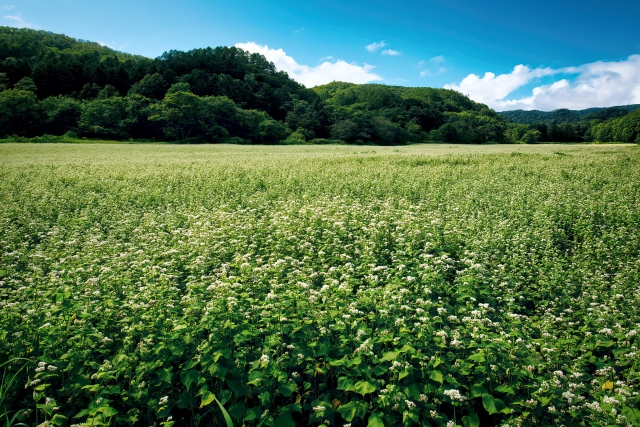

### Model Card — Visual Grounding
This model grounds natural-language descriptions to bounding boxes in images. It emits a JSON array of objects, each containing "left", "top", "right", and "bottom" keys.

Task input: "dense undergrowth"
[{"left": 1, "top": 144, "right": 639, "bottom": 426}]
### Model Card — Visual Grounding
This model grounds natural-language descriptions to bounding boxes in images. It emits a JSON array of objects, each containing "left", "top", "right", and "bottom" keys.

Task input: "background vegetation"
[{"left": 2, "top": 27, "right": 639, "bottom": 145}]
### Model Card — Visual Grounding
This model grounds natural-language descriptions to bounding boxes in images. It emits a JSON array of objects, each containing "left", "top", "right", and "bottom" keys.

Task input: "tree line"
[
  {"left": 500, "top": 106, "right": 640, "bottom": 144},
  {"left": 1, "top": 27, "right": 639, "bottom": 144}
]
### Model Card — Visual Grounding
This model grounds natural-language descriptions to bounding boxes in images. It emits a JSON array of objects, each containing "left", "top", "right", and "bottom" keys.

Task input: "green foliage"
[
  {"left": 1, "top": 144, "right": 639, "bottom": 426},
  {"left": 501, "top": 105, "right": 640, "bottom": 124},
  {"left": 13, "top": 76, "right": 37, "bottom": 93},
  {"left": 317, "top": 83, "right": 499, "bottom": 144},
  {"left": 149, "top": 91, "right": 239, "bottom": 142},
  {"left": 37, "top": 95, "right": 82, "bottom": 135},
  {"left": 0, "top": 89, "right": 39, "bottom": 136},
  {"left": 0, "top": 72, "right": 9, "bottom": 91},
  {"left": 128, "top": 73, "right": 169, "bottom": 100},
  {"left": 500, "top": 105, "right": 640, "bottom": 143},
  {"left": 79, "top": 94, "right": 157, "bottom": 140},
  {"left": 586, "top": 108, "right": 640, "bottom": 143},
  {"left": 3, "top": 26, "right": 639, "bottom": 145}
]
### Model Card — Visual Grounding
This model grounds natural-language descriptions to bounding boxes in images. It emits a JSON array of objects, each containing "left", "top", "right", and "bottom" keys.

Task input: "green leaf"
[
  {"left": 373, "top": 365, "right": 387, "bottom": 376},
  {"left": 495, "top": 385, "right": 515, "bottom": 395},
  {"left": 428, "top": 370, "right": 443, "bottom": 384},
  {"left": 468, "top": 352, "right": 486, "bottom": 363},
  {"left": 380, "top": 351, "right": 398, "bottom": 362},
  {"left": 337, "top": 377, "right": 355, "bottom": 391},
  {"left": 97, "top": 406, "right": 118, "bottom": 417},
  {"left": 180, "top": 369, "right": 199, "bottom": 391},
  {"left": 215, "top": 397, "right": 234, "bottom": 427},
  {"left": 50, "top": 414, "right": 68, "bottom": 426},
  {"left": 470, "top": 384, "right": 488, "bottom": 398},
  {"left": 229, "top": 402, "right": 245, "bottom": 419},
  {"left": 227, "top": 378, "right": 247, "bottom": 397},
  {"left": 482, "top": 394, "right": 505, "bottom": 415},
  {"left": 200, "top": 391, "right": 216, "bottom": 408},
  {"left": 277, "top": 382, "right": 297, "bottom": 397},
  {"left": 367, "top": 412, "right": 385, "bottom": 427},
  {"left": 177, "top": 392, "right": 191, "bottom": 409},
  {"left": 244, "top": 406, "right": 261, "bottom": 422},
  {"left": 399, "top": 344, "right": 416, "bottom": 354},
  {"left": 354, "top": 380, "right": 377, "bottom": 396},
  {"left": 158, "top": 368, "right": 172, "bottom": 384},
  {"left": 275, "top": 410, "right": 295, "bottom": 427},
  {"left": 258, "top": 391, "right": 271, "bottom": 406},
  {"left": 337, "top": 401, "right": 357, "bottom": 422},
  {"left": 463, "top": 413, "right": 480, "bottom": 427},
  {"left": 315, "top": 342, "right": 329, "bottom": 357},
  {"left": 622, "top": 406, "right": 639, "bottom": 424}
]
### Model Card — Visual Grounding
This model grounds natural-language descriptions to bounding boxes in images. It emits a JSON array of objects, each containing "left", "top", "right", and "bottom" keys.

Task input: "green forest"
[{"left": 1, "top": 27, "right": 639, "bottom": 144}]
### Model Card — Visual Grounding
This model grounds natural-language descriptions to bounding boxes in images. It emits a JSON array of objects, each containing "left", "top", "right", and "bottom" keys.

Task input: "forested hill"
[
  {"left": 1, "top": 27, "right": 639, "bottom": 144},
  {"left": 500, "top": 105, "right": 640, "bottom": 124}
]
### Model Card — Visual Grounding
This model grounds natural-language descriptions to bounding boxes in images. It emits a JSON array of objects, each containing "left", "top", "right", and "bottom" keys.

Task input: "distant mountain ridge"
[{"left": 499, "top": 105, "right": 640, "bottom": 124}]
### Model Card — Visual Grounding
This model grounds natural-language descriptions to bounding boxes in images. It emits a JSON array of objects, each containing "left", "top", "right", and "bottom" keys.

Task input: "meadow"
[{"left": 1, "top": 143, "right": 639, "bottom": 427}]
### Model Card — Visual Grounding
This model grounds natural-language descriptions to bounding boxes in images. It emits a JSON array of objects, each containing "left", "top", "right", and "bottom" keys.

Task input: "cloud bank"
[
  {"left": 445, "top": 55, "right": 640, "bottom": 111},
  {"left": 235, "top": 42, "right": 382, "bottom": 87}
]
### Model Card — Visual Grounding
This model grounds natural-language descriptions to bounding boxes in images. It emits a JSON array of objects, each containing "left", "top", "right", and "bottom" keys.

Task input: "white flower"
[
  {"left": 444, "top": 389, "right": 467, "bottom": 402},
  {"left": 603, "top": 396, "right": 619, "bottom": 405}
]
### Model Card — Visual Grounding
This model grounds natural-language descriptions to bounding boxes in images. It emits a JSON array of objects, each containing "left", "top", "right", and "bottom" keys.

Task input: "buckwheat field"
[{"left": 1, "top": 143, "right": 639, "bottom": 427}]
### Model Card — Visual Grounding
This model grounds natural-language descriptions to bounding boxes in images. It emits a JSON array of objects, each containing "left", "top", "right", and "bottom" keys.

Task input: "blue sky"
[{"left": 3, "top": 0, "right": 640, "bottom": 110}]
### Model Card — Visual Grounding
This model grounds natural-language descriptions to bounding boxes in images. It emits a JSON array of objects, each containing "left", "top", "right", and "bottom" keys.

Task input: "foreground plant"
[{"left": 1, "top": 144, "right": 639, "bottom": 426}]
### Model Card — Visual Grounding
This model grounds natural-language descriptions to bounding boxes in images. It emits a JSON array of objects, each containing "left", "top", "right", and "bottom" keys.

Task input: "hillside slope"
[{"left": 1, "top": 27, "right": 638, "bottom": 144}]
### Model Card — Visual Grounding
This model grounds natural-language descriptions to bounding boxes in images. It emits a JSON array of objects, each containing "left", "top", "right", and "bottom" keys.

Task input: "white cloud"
[
  {"left": 430, "top": 55, "right": 445, "bottom": 64},
  {"left": 235, "top": 42, "right": 382, "bottom": 87},
  {"left": 445, "top": 55, "right": 640, "bottom": 111},
  {"left": 1, "top": 5, "right": 15, "bottom": 10},
  {"left": 366, "top": 41, "right": 386, "bottom": 52},
  {"left": 293, "top": 28, "right": 304, "bottom": 35},
  {"left": 381, "top": 49, "right": 401, "bottom": 56},
  {"left": 420, "top": 66, "right": 448, "bottom": 77},
  {"left": 1, "top": 11, "right": 40, "bottom": 29}
]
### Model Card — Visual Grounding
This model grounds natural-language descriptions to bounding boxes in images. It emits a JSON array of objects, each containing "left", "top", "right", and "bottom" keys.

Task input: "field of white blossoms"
[{"left": 1, "top": 143, "right": 639, "bottom": 427}]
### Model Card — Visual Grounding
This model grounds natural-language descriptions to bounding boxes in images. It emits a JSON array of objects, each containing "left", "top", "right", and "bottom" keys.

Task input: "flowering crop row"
[{"left": 1, "top": 144, "right": 639, "bottom": 426}]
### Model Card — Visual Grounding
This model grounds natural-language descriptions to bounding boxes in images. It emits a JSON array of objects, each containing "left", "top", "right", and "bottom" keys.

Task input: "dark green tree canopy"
[{"left": 128, "top": 73, "right": 169, "bottom": 99}]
